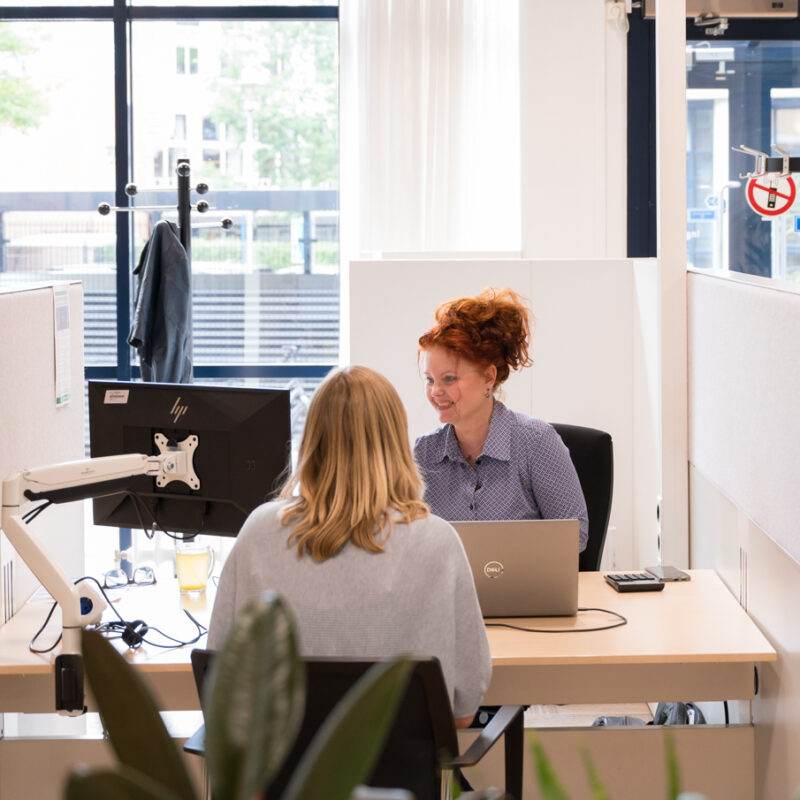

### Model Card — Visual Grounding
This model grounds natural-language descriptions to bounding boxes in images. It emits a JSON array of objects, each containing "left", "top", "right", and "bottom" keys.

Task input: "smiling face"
[{"left": 421, "top": 346, "right": 496, "bottom": 429}]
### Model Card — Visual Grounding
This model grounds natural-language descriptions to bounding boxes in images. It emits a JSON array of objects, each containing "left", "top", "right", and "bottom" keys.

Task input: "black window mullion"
[
  {"left": 128, "top": 5, "right": 337, "bottom": 20},
  {"left": 627, "top": 11, "right": 657, "bottom": 258},
  {"left": 113, "top": 0, "right": 133, "bottom": 380}
]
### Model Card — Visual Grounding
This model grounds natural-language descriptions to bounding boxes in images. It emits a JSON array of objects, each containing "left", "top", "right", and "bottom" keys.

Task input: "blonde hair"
[{"left": 280, "top": 366, "right": 428, "bottom": 561}]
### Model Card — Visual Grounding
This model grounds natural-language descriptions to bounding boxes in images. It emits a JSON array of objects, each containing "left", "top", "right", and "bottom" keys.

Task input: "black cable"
[
  {"left": 124, "top": 490, "right": 181, "bottom": 540},
  {"left": 28, "top": 600, "right": 61, "bottom": 653},
  {"left": 77, "top": 575, "right": 207, "bottom": 650},
  {"left": 485, "top": 607, "right": 628, "bottom": 633},
  {"left": 22, "top": 500, "right": 53, "bottom": 524},
  {"left": 28, "top": 574, "right": 207, "bottom": 654},
  {"left": 123, "top": 490, "right": 206, "bottom": 541}
]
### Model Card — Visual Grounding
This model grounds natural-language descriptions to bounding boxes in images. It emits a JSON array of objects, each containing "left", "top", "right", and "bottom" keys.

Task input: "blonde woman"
[{"left": 208, "top": 366, "right": 491, "bottom": 727}]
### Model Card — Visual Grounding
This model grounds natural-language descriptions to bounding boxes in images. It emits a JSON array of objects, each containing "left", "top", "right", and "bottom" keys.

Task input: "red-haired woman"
[{"left": 415, "top": 288, "right": 588, "bottom": 552}]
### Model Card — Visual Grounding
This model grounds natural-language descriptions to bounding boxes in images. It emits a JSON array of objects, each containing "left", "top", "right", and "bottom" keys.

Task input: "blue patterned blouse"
[{"left": 414, "top": 401, "right": 588, "bottom": 552}]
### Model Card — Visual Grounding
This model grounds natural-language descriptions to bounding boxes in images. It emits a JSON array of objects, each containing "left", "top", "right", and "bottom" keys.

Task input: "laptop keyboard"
[{"left": 604, "top": 572, "right": 665, "bottom": 593}]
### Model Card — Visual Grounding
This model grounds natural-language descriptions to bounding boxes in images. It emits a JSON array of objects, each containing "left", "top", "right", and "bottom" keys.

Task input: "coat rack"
[
  {"left": 97, "top": 158, "right": 233, "bottom": 262},
  {"left": 732, "top": 144, "right": 800, "bottom": 180}
]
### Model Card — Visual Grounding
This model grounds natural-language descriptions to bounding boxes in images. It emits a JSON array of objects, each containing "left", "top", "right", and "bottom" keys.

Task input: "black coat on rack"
[{"left": 98, "top": 158, "right": 231, "bottom": 383}]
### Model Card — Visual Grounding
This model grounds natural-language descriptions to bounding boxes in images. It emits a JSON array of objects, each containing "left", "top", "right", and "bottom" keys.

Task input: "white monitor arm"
[{"left": 0, "top": 435, "right": 198, "bottom": 715}]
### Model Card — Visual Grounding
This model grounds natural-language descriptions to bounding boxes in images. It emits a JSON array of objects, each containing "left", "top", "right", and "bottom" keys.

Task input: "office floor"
[{"left": 524, "top": 703, "right": 652, "bottom": 727}]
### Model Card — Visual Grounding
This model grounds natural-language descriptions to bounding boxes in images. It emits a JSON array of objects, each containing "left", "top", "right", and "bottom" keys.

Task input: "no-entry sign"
[{"left": 746, "top": 174, "right": 797, "bottom": 217}]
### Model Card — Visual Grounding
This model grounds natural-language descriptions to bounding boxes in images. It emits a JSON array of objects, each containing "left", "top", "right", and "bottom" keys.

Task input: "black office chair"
[
  {"left": 186, "top": 649, "right": 524, "bottom": 800},
  {"left": 550, "top": 423, "right": 614, "bottom": 572}
]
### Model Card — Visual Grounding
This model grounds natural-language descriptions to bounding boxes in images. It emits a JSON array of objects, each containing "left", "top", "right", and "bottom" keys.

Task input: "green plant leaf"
[
  {"left": 281, "top": 657, "right": 414, "bottom": 800},
  {"left": 64, "top": 765, "right": 183, "bottom": 800},
  {"left": 528, "top": 731, "right": 569, "bottom": 800},
  {"left": 665, "top": 733, "right": 681, "bottom": 800},
  {"left": 581, "top": 747, "right": 610, "bottom": 800},
  {"left": 204, "top": 590, "right": 305, "bottom": 800},
  {"left": 80, "top": 629, "right": 197, "bottom": 800}
]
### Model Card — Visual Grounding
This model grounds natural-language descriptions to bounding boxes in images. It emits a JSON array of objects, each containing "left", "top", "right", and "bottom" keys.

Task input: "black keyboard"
[{"left": 604, "top": 572, "right": 665, "bottom": 593}]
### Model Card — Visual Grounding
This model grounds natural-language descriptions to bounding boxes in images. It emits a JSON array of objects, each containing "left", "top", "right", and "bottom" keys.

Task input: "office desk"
[
  {"left": 0, "top": 570, "right": 778, "bottom": 799},
  {"left": 0, "top": 569, "right": 775, "bottom": 712}
]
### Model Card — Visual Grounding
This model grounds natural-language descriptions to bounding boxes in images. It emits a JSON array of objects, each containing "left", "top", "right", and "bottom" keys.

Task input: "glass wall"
[
  {"left": 129, "top": 19, "right": 339, "bottom": 375},
  {"left": 686, "top": 40, "right": 800, "bottom": 281},
  {"left": 0, "top": 21, "right": 117, "bottom": 363}
]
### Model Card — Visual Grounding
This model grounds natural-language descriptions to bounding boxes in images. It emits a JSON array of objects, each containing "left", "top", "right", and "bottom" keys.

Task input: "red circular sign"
[{"left": 746, "top": 175, "right": 797, "bottom": 217}]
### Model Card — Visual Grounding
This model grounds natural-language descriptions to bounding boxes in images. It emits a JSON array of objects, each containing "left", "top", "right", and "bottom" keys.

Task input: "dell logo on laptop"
[{"left": 484, "top": 561, "right": 504, "bottom": 579}]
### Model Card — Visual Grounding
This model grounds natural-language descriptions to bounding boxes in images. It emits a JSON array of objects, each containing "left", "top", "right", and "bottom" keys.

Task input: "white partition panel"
[
  {"left": 689, "top": 271, "right": 800, "bottom": 566},
  {"left": 348, "top": 259, "right": 534, "bottom": 444},
  {"left": 349, "top": 258, "right": 651, "bottom": 569},
  {"left": 0, "top": 282, "right": 85, "bottom": 624}
]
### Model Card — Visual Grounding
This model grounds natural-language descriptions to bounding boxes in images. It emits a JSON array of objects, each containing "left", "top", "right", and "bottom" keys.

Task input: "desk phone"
[{"left": 604, "top": 572, "right": 665, "bottom": 593}]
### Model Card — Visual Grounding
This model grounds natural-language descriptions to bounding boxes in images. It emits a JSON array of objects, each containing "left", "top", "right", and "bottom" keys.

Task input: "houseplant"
[{"left": 63, "top": 590, "right": 413, "bottom": 800}]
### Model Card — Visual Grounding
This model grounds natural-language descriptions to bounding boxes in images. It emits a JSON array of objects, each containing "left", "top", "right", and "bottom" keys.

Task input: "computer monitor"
[{"left": 88, "top": 381, "right": 291, "bottom": 537}]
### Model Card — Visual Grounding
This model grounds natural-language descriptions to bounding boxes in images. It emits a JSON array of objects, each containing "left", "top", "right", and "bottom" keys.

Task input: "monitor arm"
[{"left": 0, "top": 436, "right": 198, "bottom": 715}]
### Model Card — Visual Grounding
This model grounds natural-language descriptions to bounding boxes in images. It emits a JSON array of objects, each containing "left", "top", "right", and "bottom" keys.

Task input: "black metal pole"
[
  {"left": 176, "top": 158, "right": 192, "bottom": 260},
  {"left": 176, "top": 158, "right": 193, "bottom": 379}
]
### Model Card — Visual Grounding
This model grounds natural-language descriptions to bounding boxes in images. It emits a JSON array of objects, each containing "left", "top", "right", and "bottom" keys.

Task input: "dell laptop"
[{"left": 452, "top": 519, "right": 580, "bottom": 618}]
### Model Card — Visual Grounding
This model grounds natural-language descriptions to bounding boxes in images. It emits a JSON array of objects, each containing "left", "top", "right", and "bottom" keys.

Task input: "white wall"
[
  {"left": 519, "top": 0, "right": 628, "bottom": 259},
  {"left": 689, "top": 270, "right": 800, "bottom": 800},
  {"left": 350, "top": 257, "right": 661, "bottom": 570}
]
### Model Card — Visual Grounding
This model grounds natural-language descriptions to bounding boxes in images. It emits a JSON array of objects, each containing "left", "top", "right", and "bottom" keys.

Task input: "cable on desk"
[
  {"left": 79, "top": 575, "right": 208, "bottom": 649},
  {"left": 28, "top": 575, "right": 208, "bottom": 654},
  {"left": 485, "top": 607, "right": 628, "bottom": 633}
]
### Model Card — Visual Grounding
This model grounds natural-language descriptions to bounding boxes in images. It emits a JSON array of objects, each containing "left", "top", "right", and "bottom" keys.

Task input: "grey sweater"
[{"left": 208, "top": 501, "right": 492, "bottom": 718}]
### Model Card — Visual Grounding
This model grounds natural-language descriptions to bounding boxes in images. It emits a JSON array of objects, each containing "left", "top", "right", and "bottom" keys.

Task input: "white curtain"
[{"left": 340, "top": 0, "right": 520, "bottom": 257}]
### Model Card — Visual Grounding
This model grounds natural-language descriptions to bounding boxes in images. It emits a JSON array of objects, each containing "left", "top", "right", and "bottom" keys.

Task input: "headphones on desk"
[{"left": 121, "top": 619, "right": 150, "bottom": 648}]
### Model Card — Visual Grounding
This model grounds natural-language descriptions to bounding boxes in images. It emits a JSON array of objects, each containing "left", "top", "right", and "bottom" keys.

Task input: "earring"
[{"left": 485, "top": 388, "right": 491, "bottom": 399}]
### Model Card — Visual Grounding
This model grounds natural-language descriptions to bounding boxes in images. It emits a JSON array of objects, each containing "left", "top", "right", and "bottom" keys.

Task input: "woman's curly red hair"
[{"left": 418, "top": 287, "right": 533, "bottom": 386}]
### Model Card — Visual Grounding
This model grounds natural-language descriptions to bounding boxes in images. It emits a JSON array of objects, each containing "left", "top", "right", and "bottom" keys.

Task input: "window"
[
  {"left": 202, "top": 117, "right": 218, "bottom": 140},
  {"left": 0, "top": 8, "right": 340, "bottom": 438},
  {"left": 202, "top": 148, "right": 220, "bottom": 168},
  {"left": 628, "top": 13, "right": 800, "bottom": 283},
  {"left": 174, "top": 114, "right": 187, "bottom": 140},
  {"left": 685, "top": 36, "right": 800, "bottom": 281}
]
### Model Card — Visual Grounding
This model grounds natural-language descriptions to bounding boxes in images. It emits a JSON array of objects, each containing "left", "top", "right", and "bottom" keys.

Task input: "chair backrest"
[
  {"left": 190, "top": 650, "right": 458, "bottom": 800},
  {"left": 550, "top": 423, "right": 614, "bottom": 572}
]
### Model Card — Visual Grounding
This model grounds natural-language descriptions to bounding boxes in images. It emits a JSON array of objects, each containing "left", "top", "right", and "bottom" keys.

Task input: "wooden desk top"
[
  {"left": 0, "top": 570, "right": 776, "bottom": 679},
  {"left": 487, "top": 570, "right": 776, "bottom": 667}
]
